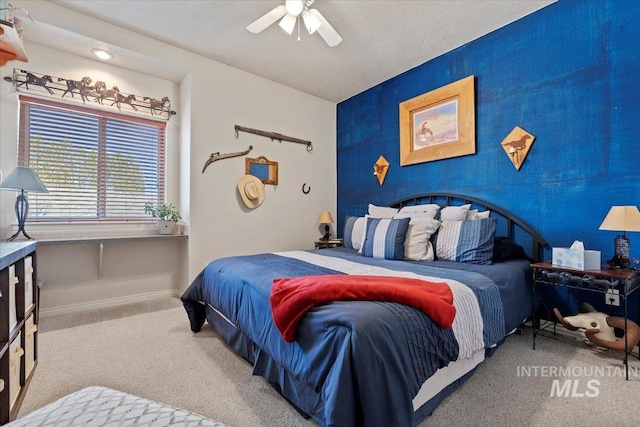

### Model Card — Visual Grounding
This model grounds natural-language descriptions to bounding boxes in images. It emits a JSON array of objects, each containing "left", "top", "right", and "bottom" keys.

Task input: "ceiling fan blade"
[
  {"left": 309, "top": 9, "right": 342, "bottom": 47},
  {"left": 247, "top": 5, "right": 288, "bottom": 33}
]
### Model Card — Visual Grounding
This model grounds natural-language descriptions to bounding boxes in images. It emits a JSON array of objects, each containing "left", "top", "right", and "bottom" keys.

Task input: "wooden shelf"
[
  {"left": 0, "top": 242, "right": 38, "bottom": 424},
  {"left": 36, "top": 233, "right": 188, "bottom": 246},
  {"left": 0, "top": 20, "right": 28, "bottom": 66}
]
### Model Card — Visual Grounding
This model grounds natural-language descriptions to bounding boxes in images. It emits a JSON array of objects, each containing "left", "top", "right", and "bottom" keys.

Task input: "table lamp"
[
  {"left": 0, "top": 166, "right": 49, "bottom": 241},
  {"left": 599, "top": 205, "right": 640, "bottom": 268},
  {"left": 318, "top": 211, "right": 334, "bottom": 241}
]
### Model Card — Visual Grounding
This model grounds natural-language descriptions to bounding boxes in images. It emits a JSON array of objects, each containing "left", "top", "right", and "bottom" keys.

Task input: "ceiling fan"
[{"left": 247, "top": 0, "right": 342, "bottom": 47}]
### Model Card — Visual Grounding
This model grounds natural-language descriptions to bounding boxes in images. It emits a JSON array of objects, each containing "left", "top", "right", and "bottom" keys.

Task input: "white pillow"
[
  {"left": 476, "top": 210, "right": 491, "bottom": 219},
  {"left": 393, "top": 210, "right": 438, "bottom": 220},
  {"left": 368, "top": 204, "right": 398, "bottom": 219},
  {"left": 404, "top": 217, "right": 440, "bottom": 261},
  {"left": 466, "top": 209, "right": 478, "bottom": 220},
  {"left": 440, "top": 204, "right": 471, "bottom": 221},
  {"left": 467, "top": 209, "right": 491, "bottom": 220},
  {"left": 466, "top": 209, "right": 491, "bottom": 220},
  {"left": 396, "top": 206, "right": 439, "bottom": 220},
  {"left": 398, "top": 204, "right": 441, "bottom": 214}
]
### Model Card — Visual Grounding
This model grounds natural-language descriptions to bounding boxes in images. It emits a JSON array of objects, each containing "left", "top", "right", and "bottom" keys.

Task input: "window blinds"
[{"left": 18, "top": 96, "right": 166, "bottom": 220}]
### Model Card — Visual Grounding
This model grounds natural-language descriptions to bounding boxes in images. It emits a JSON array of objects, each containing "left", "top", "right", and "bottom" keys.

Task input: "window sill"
[{"left": 9, "top": 220, "right": 188, "bottom": 242}]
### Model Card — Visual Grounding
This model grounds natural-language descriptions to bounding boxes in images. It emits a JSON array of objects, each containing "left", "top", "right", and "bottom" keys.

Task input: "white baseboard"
[{"left": 39, "top": 289, "right": 180, "bottom": 318}]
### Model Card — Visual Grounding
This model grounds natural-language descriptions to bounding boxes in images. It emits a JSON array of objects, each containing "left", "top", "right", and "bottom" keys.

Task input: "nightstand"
[
  {"left": 315, "top": 239, "right": 343, "bottom": 250},
  {"left": 531, "top": 261, "right": 640, "bottom": 380}
]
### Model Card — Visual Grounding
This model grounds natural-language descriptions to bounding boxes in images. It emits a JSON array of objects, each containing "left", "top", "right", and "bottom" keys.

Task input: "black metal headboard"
[{"left": 388, "top": 193, "right": 548, "bottom": 263}]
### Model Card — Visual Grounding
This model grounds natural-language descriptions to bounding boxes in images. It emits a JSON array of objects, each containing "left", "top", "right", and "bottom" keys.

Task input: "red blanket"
[{"left": 270, "top": 275, "right": 455, "bottom": 342}]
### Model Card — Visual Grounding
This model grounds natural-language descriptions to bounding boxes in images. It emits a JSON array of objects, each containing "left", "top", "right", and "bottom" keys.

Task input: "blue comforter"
[{"left": 182, "top": 248, "right": 532, "bottom": 427}]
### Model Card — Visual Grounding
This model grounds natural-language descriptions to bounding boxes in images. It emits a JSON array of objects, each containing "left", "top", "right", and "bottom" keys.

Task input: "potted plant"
[{"left": 144, "top": 202, "right": 181, "bottom": 235}]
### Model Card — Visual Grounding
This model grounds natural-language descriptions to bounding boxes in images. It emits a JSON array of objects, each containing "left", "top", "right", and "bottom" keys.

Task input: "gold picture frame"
[{"left": 399, "top": 75, "right": 475, "bottom": 166}]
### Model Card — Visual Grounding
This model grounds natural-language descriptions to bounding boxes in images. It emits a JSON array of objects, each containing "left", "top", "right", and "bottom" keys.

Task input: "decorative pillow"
[
  {"left": 435, "top": 218, "right": 497, "bottom": 264},
  {"left": 343, "top": 216, "right": 367, "bottom": 250},
  {"left": 357, "top": 214, "right": 370, "bottom": 253},
  {"left": 398, "top": 204, "right": 441, "bottom": 218},
  {"left": 393, "top": 210, "right": 438, "bottom": 220},
  {"left": 439, "top": 204, "right": 472, "bottom": 221},
  {"left": 367, "top": 204, "right": 398, "bottom": 219},
  {"left": 361, "top": 217, "right": 410, "bottom": 260},
  {"left": 398, "top": 204, "right": 441, "bottom": 213},
  {"left": 466, "top": 209, "right": 491, "bottom": 220},
  {"left": 476, "top": 210, "right": 491, "bottom": 219},
  {"left": 492, "top": 236, "right": 531, "bottom": 262},
  {"left": 404, "top": 217, "right": 440, "bottom": 261}
]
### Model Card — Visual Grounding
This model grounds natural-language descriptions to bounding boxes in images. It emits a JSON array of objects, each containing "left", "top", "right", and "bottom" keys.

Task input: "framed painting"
[{"left": 399, "top": 75, "right": 475, "bottom": 166}]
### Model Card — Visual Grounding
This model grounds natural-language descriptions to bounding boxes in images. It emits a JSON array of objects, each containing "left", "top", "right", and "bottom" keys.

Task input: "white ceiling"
[{"left": 30, "top": 0, "right": 555, "bottom": 103}]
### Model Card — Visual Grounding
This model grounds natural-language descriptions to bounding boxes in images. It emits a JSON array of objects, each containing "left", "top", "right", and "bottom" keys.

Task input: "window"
[{"left": 18, "top": 96, "right": 166, "bottom": 221}]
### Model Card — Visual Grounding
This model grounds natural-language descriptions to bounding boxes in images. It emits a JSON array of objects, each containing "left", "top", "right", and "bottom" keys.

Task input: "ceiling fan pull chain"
[{"left": 297, "top": 15, "right": 301, "bottom": 41}]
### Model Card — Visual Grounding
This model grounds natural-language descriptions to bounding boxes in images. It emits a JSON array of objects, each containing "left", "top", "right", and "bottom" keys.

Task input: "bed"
[
  {"left": 7, "top": 386, "right": 227, "bottom": 426},
  {"left": 182, "top": 193, "right": 547, "bottom": 427}
]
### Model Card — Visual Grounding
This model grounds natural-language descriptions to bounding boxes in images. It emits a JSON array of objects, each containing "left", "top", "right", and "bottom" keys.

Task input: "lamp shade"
[
  {"left": 599, "top": 206, "right": 640, "bottom": 232},
  {"left": 0, "top": 167, "right": 48, "bottom": 193},
  {"left": 318, "top": 211, "right": 334, "bottom": 224}
]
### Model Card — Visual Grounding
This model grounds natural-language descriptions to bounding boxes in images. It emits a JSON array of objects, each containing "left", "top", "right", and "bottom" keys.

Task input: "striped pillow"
[
  {"left": 361, "top": 217, "right": 410, "bottom": 260},
  {"left": 435, "top": 218, "right": 497, "bottom": 264},
  {"left": 343, "top": 216, "right": 367, "bottom": 250}
]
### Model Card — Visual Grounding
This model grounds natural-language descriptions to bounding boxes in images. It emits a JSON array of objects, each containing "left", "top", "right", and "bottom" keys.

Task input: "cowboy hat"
[{"left": 237, "top": 175, "right": 265, "bottom": 209}]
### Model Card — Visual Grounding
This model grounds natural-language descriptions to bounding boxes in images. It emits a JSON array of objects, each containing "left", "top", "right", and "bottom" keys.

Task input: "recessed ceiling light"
[{"left": 91, "top": 49, "right": 114, "bottom": 60}]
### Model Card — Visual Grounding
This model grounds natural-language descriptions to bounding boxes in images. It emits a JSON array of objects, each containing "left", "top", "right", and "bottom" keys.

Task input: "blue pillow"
[
  {"left": 435, "top": 218, "right": 497, "bottom": 264},
  {"left": 361, "top": 217, "right": 410, "bottom": 260},
  {"left": 343, "top": 215, "right": 366, "bottom": 250}
]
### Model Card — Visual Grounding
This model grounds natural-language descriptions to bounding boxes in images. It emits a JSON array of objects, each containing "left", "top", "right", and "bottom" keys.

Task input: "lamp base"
[
  {"left": 607, "top": 233, "right": 630, "bottom": 269},
  {"left": 7, "top": 228, "right": 33, "bottom": 242},
  {"left": 319, "top": 224, "right": 331, "bottom": 241},
  {"left": 7, "top": 191, "right": 34, "bottom": 241}
]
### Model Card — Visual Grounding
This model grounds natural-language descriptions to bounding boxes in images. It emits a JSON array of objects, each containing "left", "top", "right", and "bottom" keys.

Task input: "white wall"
[
  {"left": 36, "top": 240, "right": 182, "bottom": 315},
  {"left": 0, "top": 1, "right": 336, "bottom": 312},
  {"left": 186, "top": 64, "right": 336, "bottom": 284}
]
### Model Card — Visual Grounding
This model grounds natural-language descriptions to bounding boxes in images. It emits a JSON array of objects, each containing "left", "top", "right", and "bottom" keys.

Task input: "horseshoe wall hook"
[{"left": 302, "top": 183, "right": 311, "bottom": 194}]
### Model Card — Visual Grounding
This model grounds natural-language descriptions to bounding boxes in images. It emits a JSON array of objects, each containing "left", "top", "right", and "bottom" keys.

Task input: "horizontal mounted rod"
[{"left": 235, "top": 125, "right": 313, "bottom": 152}]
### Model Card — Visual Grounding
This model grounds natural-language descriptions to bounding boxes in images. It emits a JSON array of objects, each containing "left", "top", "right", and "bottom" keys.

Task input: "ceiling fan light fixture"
[
  {"left": 285, "top": 0, "right": 304, "bottom": 17},
  {"left": 278, "top": 13, "right": 297, "bottom": 35},
  {"left": 247, "top": 1, "right": 341, "bottom": 47},
  {"left": 302, "top": 9, "right": 321, "bottom": 34}
]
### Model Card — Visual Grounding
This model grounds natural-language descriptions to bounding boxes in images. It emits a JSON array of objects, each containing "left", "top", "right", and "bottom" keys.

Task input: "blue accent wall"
[{"left": 337, "top": 0, "right": 640, "bottom": 318}]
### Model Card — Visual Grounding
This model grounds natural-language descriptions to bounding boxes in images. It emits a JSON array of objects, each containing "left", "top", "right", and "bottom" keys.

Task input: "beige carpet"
[
  {"left": 19, "top": 297, "right": 640, "bottom": 426},
  {"left": 20, "top": 298, "right": 315, "bottom": 427}
]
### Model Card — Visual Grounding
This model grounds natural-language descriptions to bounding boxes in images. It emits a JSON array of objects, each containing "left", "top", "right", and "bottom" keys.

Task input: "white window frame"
[{"left": 18, "top": 95, "right": 167, "bottom": 223}]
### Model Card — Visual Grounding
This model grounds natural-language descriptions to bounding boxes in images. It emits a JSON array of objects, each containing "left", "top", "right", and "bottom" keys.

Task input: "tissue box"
[
  {"left": 0, "top": 1, "right": 10, "bottom": 23},
  {"left": 552, "top": 247, "right": 601, "bottom": 271}
]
